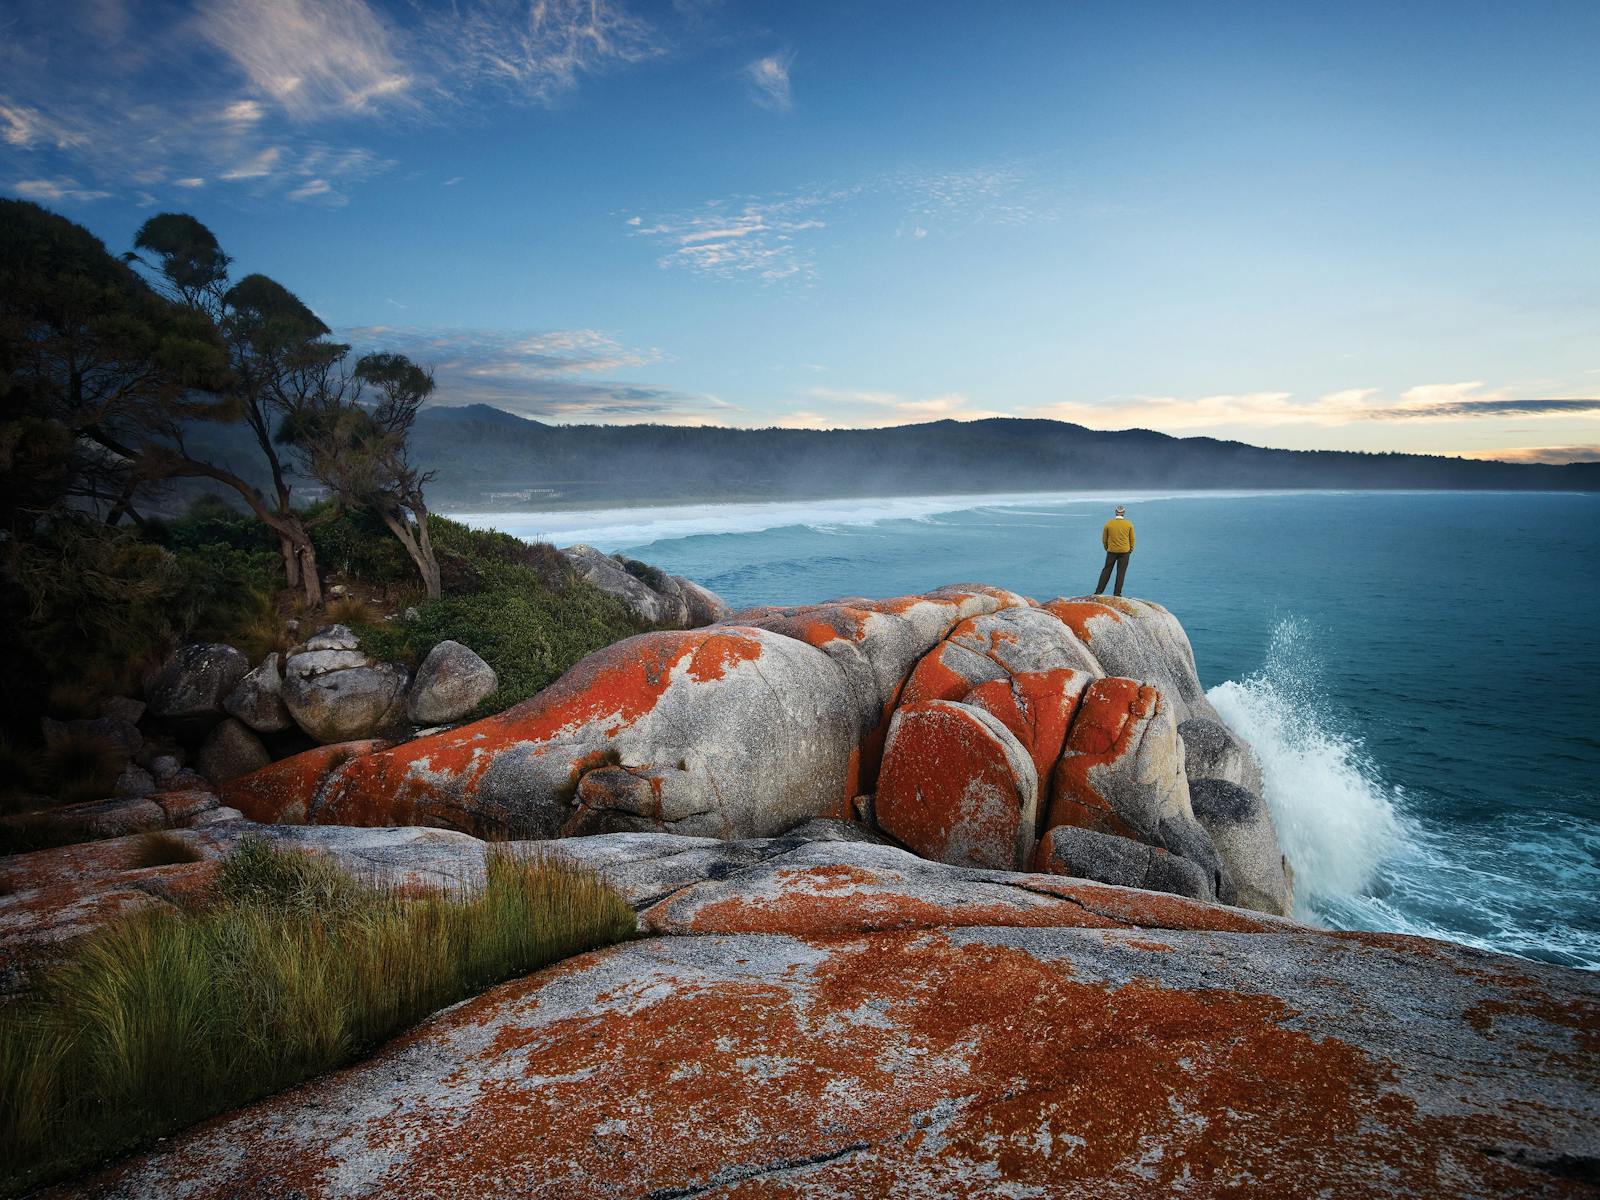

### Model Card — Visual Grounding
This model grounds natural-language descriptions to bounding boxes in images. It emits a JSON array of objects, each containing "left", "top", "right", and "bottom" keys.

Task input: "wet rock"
[
  {"left": 1189, "top": 777, "right": 1293, "bottom": 916},
  {"left": 875, "top": 699, "right": 1039, "bottom": 870},
  {"left": 223, "top": 653, "right": 292, "bottom": 733},
  {"left": 1034, "top": 823, "right": 1215, "bottom": 901},
  {"left": 406, "top": 641, "right": 497, "bottom": 725},
  {"left": 1179, "top": 713, "right": 1264, "bottom": 796},
  {"left": 145, "top": 643, "right": 249, "bottom": 725},
  {"left": 196, "top": 718, "right": 272, "bottom": 787}
]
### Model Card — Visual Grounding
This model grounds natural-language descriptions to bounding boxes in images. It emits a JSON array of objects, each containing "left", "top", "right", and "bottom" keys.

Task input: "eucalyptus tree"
[
  {"left": 130, "top": 213, "right": 339, "bottom": 604},
  {"left": 290, "top": 352, "right": 443, "bottom": 599}
]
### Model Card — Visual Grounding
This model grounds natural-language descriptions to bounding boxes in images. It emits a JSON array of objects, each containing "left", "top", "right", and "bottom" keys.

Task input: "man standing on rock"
[{"left": 1094, "top": 505, "right": 1135, "bottom": 596}]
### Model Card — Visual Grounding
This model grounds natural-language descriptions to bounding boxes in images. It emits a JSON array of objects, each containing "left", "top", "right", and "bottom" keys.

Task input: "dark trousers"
[{"left": 1094, "top": 551, "right": 1130, "bottom": 597}]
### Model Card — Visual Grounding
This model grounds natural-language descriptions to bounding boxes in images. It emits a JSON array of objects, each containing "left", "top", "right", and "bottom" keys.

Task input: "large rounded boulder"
[
  {"left": 231, "top": 627, "right": 858, "bottom": 840},
  {"left": 875, "top": 699, "right": 1039, "bottom": 871},
  {"left": 281, "top": 628, "right": 410, "bottom": 744},
  {"left": 407, "top": 641, "right": 497, "bottom": 725}
]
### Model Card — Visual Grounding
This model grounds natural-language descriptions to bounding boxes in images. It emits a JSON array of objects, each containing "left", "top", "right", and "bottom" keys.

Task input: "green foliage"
[
  {"left": 0, "top": 838, "right": 635, "bottom": 1196},
  {"left": 308, "top": 502, "right": 411, "bottom": 586}
]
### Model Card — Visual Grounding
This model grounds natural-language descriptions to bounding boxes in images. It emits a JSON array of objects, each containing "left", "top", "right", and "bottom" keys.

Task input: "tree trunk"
[{"left": 381, "top": 505, "right": 441, "bottom": 601}]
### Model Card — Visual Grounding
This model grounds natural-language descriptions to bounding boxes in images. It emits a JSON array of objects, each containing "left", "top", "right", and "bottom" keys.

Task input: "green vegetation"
[
  {"left": 0, "top": 837, "right": 636, "bottom": 1196},
  {"left": 354, "top": 515, "right": 644, "bottom": 715}
]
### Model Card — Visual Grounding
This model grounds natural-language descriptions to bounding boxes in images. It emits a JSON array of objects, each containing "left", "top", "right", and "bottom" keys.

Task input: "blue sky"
[{"left": 4, "top": 0, "right": 1598, "bottom": 461}]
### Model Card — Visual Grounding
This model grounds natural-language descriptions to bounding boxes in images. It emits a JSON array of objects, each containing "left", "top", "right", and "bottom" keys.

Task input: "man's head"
[{"left": 1114, "top": 505, "right": 1126, "bottom": 517}]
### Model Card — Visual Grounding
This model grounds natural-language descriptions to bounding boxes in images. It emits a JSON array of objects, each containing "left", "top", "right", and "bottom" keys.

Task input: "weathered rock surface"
[
  {"left": 282, "top": 637, "right": 409, "bottom": 744},
  {"left": 559, "top": 545, "right": 703, "bottom": 627},
  {"left": 232, "top": 627, "right": 858, "bottom": 840},
  {"left": 673, "top": 574, "right": 732, "bottom": 626},
  {"left": 1034, "top": 823, "right": 1215, "bottom": 902},
  {"left": 145, "top": 643, "right": 249, "bottom": 725},
  {"left": 1047, "top": 676, "right": 1222, "bottom": 896},
  {"left": 66, "top": 835, "right": 1600, "bottom": 1200},
  {"left": 406, "top": 640, "right": 497, "bottom": 725},
  {"left": 223, "top": 652, "right": 292, "bottom": 733},
  {"left": 876, "top": 699, "right": 1039, "bottom": 870},
  {"left": 1189, "top": 777, "right": 1294, "bottom": 914},
  {"left": 195, "top": 718, "right": 272, "bottom": 786}
]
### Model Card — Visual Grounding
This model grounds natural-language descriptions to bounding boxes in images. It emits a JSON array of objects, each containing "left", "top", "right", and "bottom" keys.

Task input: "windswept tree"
[
  {"left": 290, "top": 352, "right": 443, "bottom": 599},
  {"left": 130, "top": 213, "right": 338, "bottom": 604},
  {"left": 0, "top": 199, "right": 230, "bottom": 532}
]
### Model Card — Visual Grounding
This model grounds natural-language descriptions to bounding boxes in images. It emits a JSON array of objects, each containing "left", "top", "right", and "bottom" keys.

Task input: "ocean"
[{"left": 459, "top": 490, "right": 1600, "bottom": 970}]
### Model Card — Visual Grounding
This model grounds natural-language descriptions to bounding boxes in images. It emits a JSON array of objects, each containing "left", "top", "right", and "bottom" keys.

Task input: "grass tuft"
[
  {"left": 323, "top": 595, "right": 379, "bottom": 627},
  {"left": 127, "top": 831, "right": 205, "bottom": 869},
  {"left": 0, "top": 837, "right": 634, "bottom": 1196},
  {"left": 42, "top": 730, "right": 125, "bottom": 806}
]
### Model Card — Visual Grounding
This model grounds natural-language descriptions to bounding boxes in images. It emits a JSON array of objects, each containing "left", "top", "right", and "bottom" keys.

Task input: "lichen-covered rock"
[
  {"left": 1034, "top": 823, "right": 1215, "bottom": 902},
  {"left": 196, "top": 718, "right": 272, "bottom": 787},
  {"left": 223, "top": 652, "right": 292, "bottom": 734},
  {"left": 300, "top": 625, "right": 359, "bottom": 652},
  {"left": 960, "top": 668, "right": 1092, "bottom": 787},
  {"left": 406, "top": 641, "right": 497, "bottom": 725},
  {"left": 231, "top": 627, "right": 858, "bottom": 841},
  {"left": 1047, "top": 676, "right": 1222, "bottom": 895},
  {"left": 72, "top": 835, "right": 1600, "bottom": 1200},
  {"left": 1189, "top": 777, "right": 1293, "bottom": 916},
  {"left": 875, "top": 699, "right": 1039, "bottom": 871},
  {"left": 282, "top": 646, "right": 409, "bottom": 745},
  {"left": 223, "top": 740, "right": 393, "bottom": 826},
  {"left": 145, "top": 643, "right": 249, "bottom": 725},
  {"left": 113, "top": 764, "right": 156, "bottom": 799}
]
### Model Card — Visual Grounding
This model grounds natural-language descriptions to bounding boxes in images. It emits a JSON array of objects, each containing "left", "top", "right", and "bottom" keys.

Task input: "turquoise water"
[{"left": 464, "top": 491, "right": 1600, "bottom": 969}]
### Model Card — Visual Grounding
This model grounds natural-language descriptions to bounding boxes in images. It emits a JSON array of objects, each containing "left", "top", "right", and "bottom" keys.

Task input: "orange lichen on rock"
[
  {"left": 1043, "top": 676, "right": 1156, "bottom": 837},
  {"left": 221, "top": 739, "right": 390, "bottom": 825},
  {"left": 874, "top": 700, "right": 1038, "bottom": 871},
  {"left": 1041, "top": 596, "right": 1123, "bottom": 641},
  {"left": 961, "top": 668, "right": 1090, "bottom": 803}
]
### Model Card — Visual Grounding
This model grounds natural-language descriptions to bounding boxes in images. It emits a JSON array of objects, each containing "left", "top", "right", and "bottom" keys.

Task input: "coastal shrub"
[
  {"left": 42, "top": 730, "right": 125, "bottom": 805},
  {"left": 0, "top": 837, "right": 635, "bottom": 1196},
  {"left": 356, "top": 561, "right": 644, "bottom": 715}
]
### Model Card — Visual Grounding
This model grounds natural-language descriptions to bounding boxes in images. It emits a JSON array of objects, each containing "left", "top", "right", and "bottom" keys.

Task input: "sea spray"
[{"left": 1207, "top": 617, "right": 1406, "bottom": 919}]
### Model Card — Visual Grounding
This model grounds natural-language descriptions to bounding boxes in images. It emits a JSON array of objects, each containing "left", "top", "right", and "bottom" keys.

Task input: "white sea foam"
[
  {"left": 1208, "top": 618, "right": 1407, "bottom": 919},
  {"left": 448, "top": 488, "right": 1333, "bottom": 553}
]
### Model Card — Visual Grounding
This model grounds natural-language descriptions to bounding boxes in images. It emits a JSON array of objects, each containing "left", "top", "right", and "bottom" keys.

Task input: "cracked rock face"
[
  {"left": 223, "top": 653, "right": 292, "bottom": 734},
  {"left": 67, "top": 834, "right": 1600, "bottom": 1200}
]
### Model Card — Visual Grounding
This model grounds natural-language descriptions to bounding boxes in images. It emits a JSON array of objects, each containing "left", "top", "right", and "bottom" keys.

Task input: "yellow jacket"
[{"left": 1102, "top": 518, "right": 1135, "bottom": 553}]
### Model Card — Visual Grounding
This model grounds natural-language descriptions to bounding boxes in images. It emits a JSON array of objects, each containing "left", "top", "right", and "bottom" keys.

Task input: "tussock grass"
[
  {"left": 323, "top": 594, "right": 379, "bottom": 627},
  {"left": 127, "top": 831, "right": 205, "bottom": 868},
  {"left": 42, "top": 730, "right": 125, "bottom": 806},
  {"left": 0, "top": 837, "right": 635, "bottom": 1196}
]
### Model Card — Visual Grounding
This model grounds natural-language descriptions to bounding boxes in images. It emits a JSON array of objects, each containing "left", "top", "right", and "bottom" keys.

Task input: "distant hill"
[{"left": 411, "top": 405, "right": 1600, "bottom": 509}]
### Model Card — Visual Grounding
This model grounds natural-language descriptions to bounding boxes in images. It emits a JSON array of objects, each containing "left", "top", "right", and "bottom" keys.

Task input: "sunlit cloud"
[
  {"left": 779, "top": 387, "right": 1009, "bottom": 428},
  {"left": 744, "top": 52, "right": 794, "bottom": 111},
  {"left": 220, "top": 146, "right": 282, "bottom": 179}
]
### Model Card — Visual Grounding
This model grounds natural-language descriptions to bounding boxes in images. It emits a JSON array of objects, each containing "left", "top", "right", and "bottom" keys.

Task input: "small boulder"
[
  {"left": 98, "top": 696, "right": 146, "bottom": 725},
  {"left": 223, "top": 653, "right": 292, "bottom": 733},
  {"left": 875, "top": 699, "right": 1039, "bottom": 871},
  {"left": 674, "top": 576, "right": 732, "bottom": 627},
  {"left": 146, "top": 643, "right": 249, "bottom": 724},
  {"left": 1033, "top": 825, "right": 1216, "bottom": 902},
  {"left": 301, "top": 625, "right": 360, "bottom": 653},
  {"left": 282, "top": 647, "right": 409, "bottom": 745},
  {"left": 196, "top": 718, "right": 273, "bottom": 787},
  {"left": 407, "top": 641, "right": 497, "bottom": 725},
  {"left": 113, "top": 765, "right": 156, "bottom": 799}
]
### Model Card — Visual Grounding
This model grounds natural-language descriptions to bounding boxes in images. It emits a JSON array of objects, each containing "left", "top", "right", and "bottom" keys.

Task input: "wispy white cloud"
[
  {"left": 442, "top": 175, "right": 463, "bottom": 186},
  {"left": 743, "top": 52, "right": 794, "bottom": 111},
  {"left": 777, "top": 387, "right": 1008, "bottom": 428},
  {"left": 1462, "top": 444, "right": 1600, "bottom": 464},
  {"left": 11, "top": 176, "right": 110, "bottom": 202},
  {"left": 220, "top": 146, "right": 281, "bottom": 179},
  {"left": 0, "top": 100, "right": 86, "bottom": 149},
  {"left": 196, "top": 0, "right": 414, "bottom": 122},
  {"left": 628, "top": 160, "right": 1061, "bottom": 282},
  {"left": 287, "top": 177, "right": 331, "bottom": 201}
]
